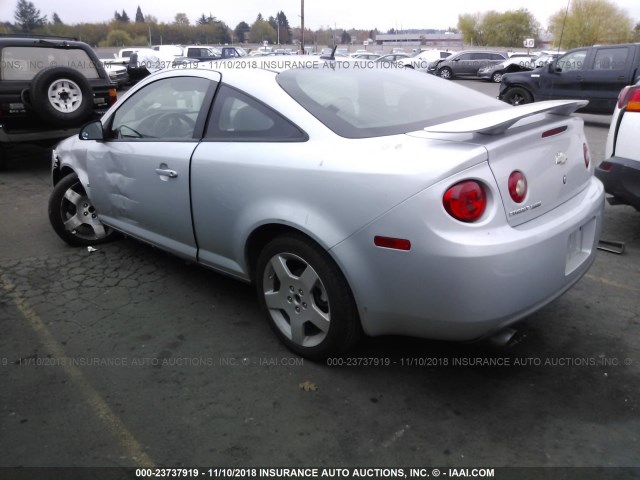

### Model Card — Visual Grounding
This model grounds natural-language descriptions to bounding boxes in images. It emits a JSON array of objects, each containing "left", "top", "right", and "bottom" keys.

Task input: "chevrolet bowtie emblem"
[{"left": 555, "top": 151, "right": 569, "bottom": 165}]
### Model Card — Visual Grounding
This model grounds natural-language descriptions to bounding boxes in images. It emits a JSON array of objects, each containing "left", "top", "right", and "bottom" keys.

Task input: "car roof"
[{"left": 0, "top": 35, "right": 89, "bottom": 48}]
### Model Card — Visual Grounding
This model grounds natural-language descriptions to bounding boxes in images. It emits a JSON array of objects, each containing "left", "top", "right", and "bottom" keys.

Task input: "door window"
[
  {"left": 109, "top": 76, "right": 211, "bottom": 140},
  {"left": 557, "top": 50, "right": 587, "bottom": 72}
]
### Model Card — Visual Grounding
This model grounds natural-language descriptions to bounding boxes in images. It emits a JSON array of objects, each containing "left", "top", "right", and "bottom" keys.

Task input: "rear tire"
[
  {"left": 502, "top": 87, "right": 533, "bottom": 106},
  {"left": 256, "top": 234, "right": 362, "bottom": 360}
]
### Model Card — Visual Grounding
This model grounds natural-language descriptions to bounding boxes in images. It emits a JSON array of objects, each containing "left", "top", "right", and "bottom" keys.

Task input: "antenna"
[{"left": 557, "top": 0, "right": 571, "bottom": 53}]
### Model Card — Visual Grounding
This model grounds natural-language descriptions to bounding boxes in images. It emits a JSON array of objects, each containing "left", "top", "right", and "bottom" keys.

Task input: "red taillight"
[
  {"left": 618, "top": 85, "right": 640, "bottom": 112},
  {"left": 542, "top": 126, "right": 568, "bottom": 138},
  {"left": 374, "top": 236, "right": 411, "bottom": 251},
  {"left": 583, "top": 143, "right": 590, "bottom": 168},
  {"left": 508, "top": 171, "right": 527, "bottom": 203},
  {"left": 443, "top": 180, "right": 487, "bottom": 222}
]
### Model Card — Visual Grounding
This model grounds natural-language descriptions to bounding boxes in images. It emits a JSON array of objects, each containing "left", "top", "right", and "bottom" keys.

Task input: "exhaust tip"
[{"left": 486, "top": 327, "right": 519, "bottom": 348}]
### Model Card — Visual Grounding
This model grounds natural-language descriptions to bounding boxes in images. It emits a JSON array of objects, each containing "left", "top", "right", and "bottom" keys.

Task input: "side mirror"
[
  {"left": 79, "top": 120, "right": 104, "bottom": 141},
  {"left": 548, "top": 61, "right": 561, "bottom": 73}
]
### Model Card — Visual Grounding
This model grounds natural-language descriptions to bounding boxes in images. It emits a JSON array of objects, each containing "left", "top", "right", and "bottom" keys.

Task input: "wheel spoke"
[
  {"left": 270, "top": 255, "right": 295, "bottom": 283},
  {"left": 64, "top": 189, "right": 83, "bottom": 206},
  {"left": 299, "top": 265, "right": 319, "bottom": 291},
  {"left": 308, "top": 305, "right": 330, "bottom": 333},
  {"left": 91, "top": 223, "right": 106, "bottom": 238},
  {"left": 63, "top": 214, "right": 84, "bottom": 231},
  {"left": 264, "top": 289, "right": 288, "bottom": 310},
  {"left": 290, "top": 317, "right": 305, "bottom": 345}
]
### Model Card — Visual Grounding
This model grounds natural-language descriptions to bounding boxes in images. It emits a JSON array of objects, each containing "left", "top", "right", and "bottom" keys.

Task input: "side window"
[
  {"left": 557, "top": 50, "right": 587, "bottom": 72},
  {"left": 593, "top": 47, "right": 629, "bottom": 70},
  {"left": 456, "top": 53, "right": 472, "bottom": 61},
  {"left": 490, "top": 53, "right": 506, "bottom": 60},
  {"left": 109, "top": 76, "right": 211, "bottom": 140},
  {"left": 206, "top": 85, "right": 306, "bottom": 141}
]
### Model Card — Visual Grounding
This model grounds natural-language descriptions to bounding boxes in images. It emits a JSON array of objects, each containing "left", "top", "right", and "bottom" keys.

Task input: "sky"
[{"left": 2, "top": 0, "right": 640, "bottom": 31}]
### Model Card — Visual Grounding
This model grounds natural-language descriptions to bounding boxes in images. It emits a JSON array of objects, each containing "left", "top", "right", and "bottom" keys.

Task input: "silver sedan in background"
[{"left": 48, "top": 66, "right": 605, "bottom": 359}]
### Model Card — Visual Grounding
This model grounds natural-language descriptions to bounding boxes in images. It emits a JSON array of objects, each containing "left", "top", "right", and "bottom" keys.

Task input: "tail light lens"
[
  {"left": 443, "top": 180, "right": 487, "bottom": 222},
  {"left": 508, "top": 171, "right": 527, "bottom": 203},
  {"left": 618, "top": 85, "right": 640, "bottom": 112}
]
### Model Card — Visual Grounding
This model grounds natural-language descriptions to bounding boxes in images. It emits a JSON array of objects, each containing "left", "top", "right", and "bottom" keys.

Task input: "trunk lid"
[{"left": 416, "top": 100, "right": 593, "bottom": 227}]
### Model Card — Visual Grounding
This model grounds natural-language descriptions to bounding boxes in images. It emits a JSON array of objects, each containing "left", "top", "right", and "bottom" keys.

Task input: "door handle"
[{"left": 155, "top": 168, "right": 178, "bottom": 178}]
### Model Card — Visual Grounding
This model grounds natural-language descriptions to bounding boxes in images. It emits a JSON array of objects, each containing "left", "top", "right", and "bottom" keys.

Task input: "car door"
[
  {"left": 580, "top": 46, "right": 632, "bottom": 113},
  {"left": 85, "top": 74, "right": 219, "bottom": 259},
  {"left": 538, "top": 48, "right": 589, "bottom": 101},
  {"left": 189, "top": 84, "right": 308, "bottom": 276},
  {"left": 450, "top": 53, "right": 472, "bottom": 76}
]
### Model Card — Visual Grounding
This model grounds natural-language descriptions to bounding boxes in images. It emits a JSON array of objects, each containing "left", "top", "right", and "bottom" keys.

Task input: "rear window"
[
  {"left": 277, "top": 68, "right": 504, "bottom": 138},
  {"left": 1, "top": 46, "right": 100, "bottom": 81}
]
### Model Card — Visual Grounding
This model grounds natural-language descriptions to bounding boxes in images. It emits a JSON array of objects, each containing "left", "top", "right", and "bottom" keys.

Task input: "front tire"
[
  {"left": 256, "top": 234, "right": 361, "bottom": 360},
  {"left": 48, "top": 173, "right": 117, "bottom": 246},
  {"left": 502, "top": 87, "right": 533, "bottom": 106},
  {"left": 438, "top": 67, "right": 453, "bottom": 79},
  {"left": 491, "top": 71, "right": 504, "bottom": 83}
]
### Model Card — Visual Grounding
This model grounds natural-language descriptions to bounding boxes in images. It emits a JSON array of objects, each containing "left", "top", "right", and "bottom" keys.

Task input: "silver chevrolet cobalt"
[{"left": 49, "top": 65, "right": 605, "bottom": 359}]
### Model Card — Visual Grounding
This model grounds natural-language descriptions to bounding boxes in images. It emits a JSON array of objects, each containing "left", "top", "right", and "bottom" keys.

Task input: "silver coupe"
[{"left": 49, "top": 65, "right": 605, "bottom": 359}]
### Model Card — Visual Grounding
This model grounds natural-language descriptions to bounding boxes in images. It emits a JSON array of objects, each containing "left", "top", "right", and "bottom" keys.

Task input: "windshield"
[{"left": 277, "top": 68, "right": 505, "bottom": 138}]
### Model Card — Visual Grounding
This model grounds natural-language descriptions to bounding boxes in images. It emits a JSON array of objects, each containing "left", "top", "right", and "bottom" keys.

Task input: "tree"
[
  {"left": 341, "top": 30, "right": 351, "bottom": 44},
  {"left": 485, "top": 9, "right": 539, "bottom": 47},
  {"left": 549, "top": 0, "right": 633, "bottom": 49},
  {"left": 276, "top": 11, "right": 292, "bottom": 44},
  {"left": 104, "top": 29, "right": 133, "bottom": 46},
  {"left": 174, "top": 13, "right": 189, "bottom": 26},
  {"left": 634, "top": 22, "right": 640, "bottom": 42},
  {"left": 135, "top": 6, "right": 144, "bottom": 23},
  {"left": 52, "top": 12, "right": 63, "bottom": 25},
  {"left": 249, "top": 17, "right": 276, "bottom": 44},
  {"left": 14, "top": 0, "right": 47, "bottom": 32},
  {"left": 120, "top": 10, "right": 130, "bottom": 23},
  {"left": 234, "top": 21, "right": 250, "bottom": 43},
  {"left": 458, "top": 9, "right": 539, "bottom": 47}
]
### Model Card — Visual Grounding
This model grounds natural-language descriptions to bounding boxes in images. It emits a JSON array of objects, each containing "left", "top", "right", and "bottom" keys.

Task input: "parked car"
[
  {"left": 499, "top": 43, "right": 640, "bottom": 113},
  {"left": 0, "top": 34, "right": 117, "bottom": 168},
  {"left": 428, "top": 50, "right": 508, "bottom": 79},
  {"left": 478, "top": 56, "right": 537, "bottom": 83},
  {"left": 595, "top": 81, "right": 640, "bottom": 210},
  {"left": 350, "top": 53, "right": 381, "bottom": 60},
  {"left": 102, "top": 62, "right": 129, "bottom": 88},
  {"left": 397, "top": 49, "right": 453, "bottom": 70},
  {"left": 375, "top": 53, "right": 410, "bottom": 64},
  {"left": 48, "top": 66, "right": 604, "bottom": 359}
]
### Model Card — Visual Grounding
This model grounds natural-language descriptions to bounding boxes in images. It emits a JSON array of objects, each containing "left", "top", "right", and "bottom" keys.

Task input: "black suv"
[
  {"left": 499, "top": 43, "right": 640, "bottom": 114},
  {"left": 0, "top": 35, "right": 117, "bottom": 166}
]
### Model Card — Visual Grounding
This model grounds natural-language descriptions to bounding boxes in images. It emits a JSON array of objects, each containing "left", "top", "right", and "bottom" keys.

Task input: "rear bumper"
[
  {"left": 331, "top": 176, "right": 605, "bottom": 341},
  {"left": 595, "top": 156, "right": 640, "bottom": 211},
  {"left": 0, "top": 125, "right": 78, "bottom": 145}
]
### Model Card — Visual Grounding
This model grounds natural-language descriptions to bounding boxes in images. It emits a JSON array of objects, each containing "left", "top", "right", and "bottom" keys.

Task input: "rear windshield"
[
  {"left": 277, "top": 67, "right": 504, "bottom": 138},
  {"left": 1, "top": 46, "right": 100, "bottom": 81}
]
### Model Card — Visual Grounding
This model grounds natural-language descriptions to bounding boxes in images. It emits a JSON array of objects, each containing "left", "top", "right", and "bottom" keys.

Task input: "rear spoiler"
[{"left": 425, "top": 100, "right": 589, "bottom": 135}]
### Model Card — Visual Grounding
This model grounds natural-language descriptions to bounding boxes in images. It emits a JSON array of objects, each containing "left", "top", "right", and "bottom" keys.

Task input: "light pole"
[{"left": 301, "top": 0, "right": 305, "bottom": 54}]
